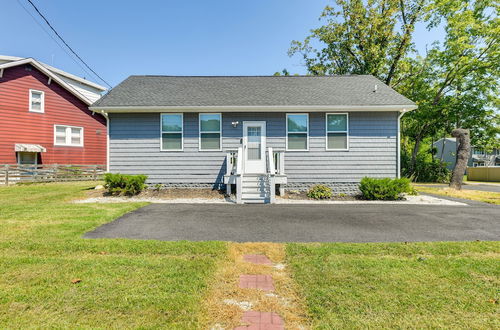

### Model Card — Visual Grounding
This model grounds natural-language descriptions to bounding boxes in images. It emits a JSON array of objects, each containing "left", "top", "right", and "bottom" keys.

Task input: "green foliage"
[
  {"left": 289, "top": 0, "right": 499, "bottom": 159},
  {"left": 104, "top": 173, "right": 148, "bottom": 196},
  {"left": 153, "top": 183, "right": 164, "bottom": 192},
  {"left": 289, "top": 0, "right": 427, "bottom": 84},
  {"left": 359, "top": 177, "right": 414, "bottom": 200},
  {"left": 307, "top": 184, "right": 333, "bottom": 199},
  {"left": 402, "top": 152, "right": 451, "bottom": 183}
]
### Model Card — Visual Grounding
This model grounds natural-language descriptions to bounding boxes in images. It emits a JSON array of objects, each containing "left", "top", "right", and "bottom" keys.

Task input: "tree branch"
[{"left": 385, "top": 0, "right": 424, "bottom": 85}]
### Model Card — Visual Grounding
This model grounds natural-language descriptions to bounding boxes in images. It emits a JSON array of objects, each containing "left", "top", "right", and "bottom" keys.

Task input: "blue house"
[{"left": 91, "top": 75, "right": 416, "bottom": 203}]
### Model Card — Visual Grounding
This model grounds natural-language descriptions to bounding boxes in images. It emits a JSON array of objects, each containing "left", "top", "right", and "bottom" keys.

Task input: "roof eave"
[
  {"left": 0, "top": 58, "right": 93, "bottom": 105},
  {"left": 90, "top": 104, "right": 418, "bottom": 113}
]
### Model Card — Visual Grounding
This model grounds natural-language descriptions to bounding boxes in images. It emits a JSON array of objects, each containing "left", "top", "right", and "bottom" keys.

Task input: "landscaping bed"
[
  {"left": 280, "top": 190, "right": 358, "bottom": 201},
  {"left": 85, "top": 186, "right": 225, "bottom": 200}
]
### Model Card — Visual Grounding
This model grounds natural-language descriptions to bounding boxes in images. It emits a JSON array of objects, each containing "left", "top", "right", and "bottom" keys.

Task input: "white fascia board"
[
  {"left": 0, "top": 55, "right": 106, "bottom": 91},
  {"left": 41, "top": 62, "right": 107, "bottom": 91},
  {"left": 0, "top": 58, "right": 92, "bottom": 105},
  {"left": 0, "top": 55, "right": 24, "bottom": 63},
  {"left": 91, "top": 104, "right": 418, "bottom": 113}
]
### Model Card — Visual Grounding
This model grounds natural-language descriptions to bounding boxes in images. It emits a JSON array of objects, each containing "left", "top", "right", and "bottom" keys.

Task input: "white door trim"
[{"left": 243, "top": 121, "right": 266, "bottom": 174}]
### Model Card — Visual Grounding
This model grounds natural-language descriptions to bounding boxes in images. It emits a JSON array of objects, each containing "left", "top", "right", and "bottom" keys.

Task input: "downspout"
[
  {"left": 397, "top": 109, "right": 408, "bottom": 178},
  {"left": 100, "top": 110, "right": 110, "bottom": 172}
]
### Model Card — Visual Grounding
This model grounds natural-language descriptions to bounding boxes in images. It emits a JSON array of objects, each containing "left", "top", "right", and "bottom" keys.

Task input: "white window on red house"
[
  {"left": 54, "top": 125, "right": 84, "bottom": 147},
  {"left": 29, "top": 89, "right": 44, "bottom": 113}
]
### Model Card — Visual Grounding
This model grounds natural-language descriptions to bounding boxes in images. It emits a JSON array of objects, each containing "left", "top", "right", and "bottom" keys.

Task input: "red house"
[{"left": 0, "top": 55, "right": 107, "bottom": 166}]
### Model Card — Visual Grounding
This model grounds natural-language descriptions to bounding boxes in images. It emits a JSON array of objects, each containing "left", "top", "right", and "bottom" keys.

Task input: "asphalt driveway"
[{"left": 84, "top": 201, "right": 500, "bottom": 243}]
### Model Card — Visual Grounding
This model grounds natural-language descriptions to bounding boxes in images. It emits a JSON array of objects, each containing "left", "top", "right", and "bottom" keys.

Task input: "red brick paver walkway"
[
  {"left": 234, "top": 311, "right": 284, "bottom": 330},
  {"left": 243, "top": 254, "right": 273, "bottom": 265},
  {"left": 239, "top": 275, "right": 274, "bottom": 291}
]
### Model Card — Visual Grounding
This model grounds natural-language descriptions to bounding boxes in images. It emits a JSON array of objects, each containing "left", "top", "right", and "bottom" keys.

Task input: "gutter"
[
  {"left": 100, "top": 110, "right": 110, "bottom": 172},
  {"left": 397, "top": 109, "right": 408, "bottom": 178},
  {"left": 89, "top": 104, "right": 418, "bottom": 113}
]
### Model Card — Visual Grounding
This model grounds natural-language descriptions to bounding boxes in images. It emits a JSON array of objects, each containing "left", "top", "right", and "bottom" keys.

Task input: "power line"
[
  {"left": 15, "top": 0, "right": 95, "bottom": 81},
  {"left": 24, "top": 0, "right": 112, "bottom": 88}
]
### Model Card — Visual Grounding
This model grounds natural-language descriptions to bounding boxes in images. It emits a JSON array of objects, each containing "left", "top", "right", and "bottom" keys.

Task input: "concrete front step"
[
  {"left": 241, "top": 174, "right": 271, "bottom": 204},
  {"left": 241, "top": 198, "right": 268, "bottom": 204},
  {"left": 242, "top": 186, "right": 269, "bottom": 193}
]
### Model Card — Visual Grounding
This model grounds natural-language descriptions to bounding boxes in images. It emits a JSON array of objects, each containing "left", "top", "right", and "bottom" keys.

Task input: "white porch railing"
[
  {"left": 225, "top": 150, "right": 238, "bottom": 176},
  {"left": 225, "top": 147, "right": 285, "bottom": 204},
  {"left": 236, "top": 147, "right": 243, "bottom": 204},
  {"left": 266, "top": 147, "right": 276, "bottom": 203},
  {"left": 272, "top": 150, "right": 285, "bottom": 175}
]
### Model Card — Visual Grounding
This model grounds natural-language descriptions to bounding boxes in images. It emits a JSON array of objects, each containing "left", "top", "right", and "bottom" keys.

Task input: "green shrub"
[
  {"left": 359, "top": 177, "right": 414, "bottom": 200},
  {"left": 104, "top": 173, "right": 148, "bottom": 196},
  {"left": 307, "top": 184, "right": 333, "bottom": 200},
  {"left": 401, "top": 152, "right": 451, "bottom": 183}
]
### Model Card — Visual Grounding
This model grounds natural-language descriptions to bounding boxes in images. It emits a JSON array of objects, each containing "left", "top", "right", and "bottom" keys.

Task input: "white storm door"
[{"left": 243, "top": 121, "right": 266, "bottom": 173}]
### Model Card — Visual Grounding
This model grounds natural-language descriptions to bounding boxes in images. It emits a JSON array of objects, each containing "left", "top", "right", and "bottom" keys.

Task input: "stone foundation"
[
  {"left": 284, "top": 182, "right": 360, "bottom": 195},
  {"left": 148, "top": 182, "right": 361, "bottom": 196},
  {"left": 147, "top": 182, "right": 223, "bottom": 189}
]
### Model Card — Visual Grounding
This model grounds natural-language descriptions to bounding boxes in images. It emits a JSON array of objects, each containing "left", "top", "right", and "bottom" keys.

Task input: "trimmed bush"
[
  {"left": 307, "top": 184, "right": 333, "bottom": 200},
  {"left": 359, "top": 177, "right": 415, "bottom": 200},
  {"left": 104, "top": 173, "right": 148, "bottom": 196}
]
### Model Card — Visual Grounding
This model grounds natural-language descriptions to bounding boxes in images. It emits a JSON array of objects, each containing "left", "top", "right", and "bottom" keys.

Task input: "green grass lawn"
[
  {"left": 0, "top": 182, "right": 226, "bottom": 328},
  {"left": 1, "top": 182, "right": 499, "bottom": 328},
  {"left": 287, "top": 242, "right": 500, "bottom": 329},
  {"left": 415, "top": 185, "right": 500, "bottom": 205}
]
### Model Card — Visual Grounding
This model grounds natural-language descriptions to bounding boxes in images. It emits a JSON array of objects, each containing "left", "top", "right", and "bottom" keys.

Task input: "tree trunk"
[
  {"left": 439, "top": 132, "right": 446, "bottom": 161},
  {"left": 449, "top": 128, "right": 470, "bottom": 190},
  {"left": 410, "top": 137, "right": 422, "bottom": 171}
]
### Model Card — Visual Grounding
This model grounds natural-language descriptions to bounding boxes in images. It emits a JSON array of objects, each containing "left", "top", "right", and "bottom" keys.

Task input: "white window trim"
[
  {"left": 286, "top": 113, "right": 309, "bottom": 151},
  {"left": 160, "top": 113, "right": 184, "bottom": 151},
  {"left": 199, "top": 113, "right": 222, "bottom": 151},
  {"left": 29, "top": 89, "right": 45, "bottom": 113},
  {"left": 53, "top": 125, "right": 84, "bottom": 147},
  {"left": 325, "top": 113, "right": 349, "bottom": 151}
]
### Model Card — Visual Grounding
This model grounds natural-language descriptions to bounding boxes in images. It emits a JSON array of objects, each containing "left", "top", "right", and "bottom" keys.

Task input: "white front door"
[{"left": 243, "top": 121, "right": 266, "bottom": 173}]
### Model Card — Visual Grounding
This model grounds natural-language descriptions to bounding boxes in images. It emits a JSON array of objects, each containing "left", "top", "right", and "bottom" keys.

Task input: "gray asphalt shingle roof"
[{"left": 92, "top": 75, "right": 415, "bottom": 108}]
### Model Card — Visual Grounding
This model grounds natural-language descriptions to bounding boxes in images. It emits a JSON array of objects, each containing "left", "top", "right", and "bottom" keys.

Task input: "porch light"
[{"left": 232, "top": 121, "right": 239, "bottom": 128}]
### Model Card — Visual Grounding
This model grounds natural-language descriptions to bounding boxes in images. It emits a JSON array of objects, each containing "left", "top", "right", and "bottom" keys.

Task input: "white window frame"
[
  {"left": 29, "top": 89, "right": 45, "bottom": 113},
  {"left": 199, "top": 113, "right": 222, "bottom": 151},
  {"left": 286, "top": 113, "right": 309, "bottom": 151},
  {"left": 160, "top": 113, "right": 184, "bottom": 151},
  {"left": 325, "top": 113, "right": 349, "bottom": 151},
  {"left": 53, "top": 125, "right": 84, "bottom": 147}
]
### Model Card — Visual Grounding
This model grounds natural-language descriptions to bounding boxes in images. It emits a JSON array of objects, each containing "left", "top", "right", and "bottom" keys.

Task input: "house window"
[
  {"left": 199, "top": 113, "right": 221, "bottom": 150},
  {"left": 326, "top": 113, "right": 349, "bottom": 150},
  {"left": 54, "top": 125, "right": 83, "bottom": 146},
  {"left": 161, "top": 113, "right": 183, "bottom": 151},
  {"left": 286, "top": 114, "right": 308, "bottom": 151},
  {"left": 29, "top": 89, "right": 44, "bottom": 113}
]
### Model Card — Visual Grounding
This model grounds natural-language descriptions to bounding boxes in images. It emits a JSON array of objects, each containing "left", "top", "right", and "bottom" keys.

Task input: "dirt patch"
[
  {"left": 84, "top": 187, "right": 224, "bottom": 200},
  {"left": 201, "top": 242, "right": 309, "bottom": 329}
]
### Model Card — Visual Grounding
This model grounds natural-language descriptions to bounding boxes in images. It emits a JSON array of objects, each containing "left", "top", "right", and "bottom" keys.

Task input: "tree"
[
  {"left": 449, "top": 128, "right": 470, "bottom": 189},
  {"left": 289, "top": 0, "right": 499, "bottom": 177},
  {"left": 401, "top": 0, "right": 499, "bottom": 168},
  {"left": 289, "top": 0, "right": 427, "bottom": 84}
]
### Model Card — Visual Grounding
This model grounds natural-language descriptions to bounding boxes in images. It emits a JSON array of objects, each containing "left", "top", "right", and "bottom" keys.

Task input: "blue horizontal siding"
[{"left": 109, "top": 111, "right": 398, "bottom": 186}]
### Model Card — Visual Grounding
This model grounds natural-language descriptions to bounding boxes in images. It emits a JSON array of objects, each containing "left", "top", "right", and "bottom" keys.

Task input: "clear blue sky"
[{"left": 2, "top": 0, "right": 443, "bottom": 87}]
